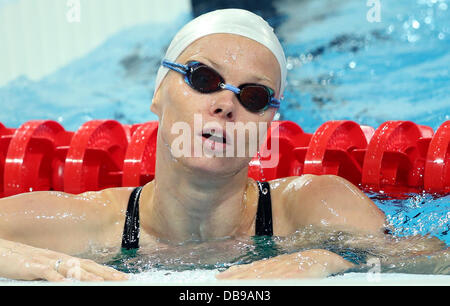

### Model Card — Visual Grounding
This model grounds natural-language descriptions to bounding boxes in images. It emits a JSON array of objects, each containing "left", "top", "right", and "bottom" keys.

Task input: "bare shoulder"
[
  {"left": 0, "top": 187, "right": 131, "bottom": 223},
  {"left": 94, "top": 186, "right": 136, "bottom": 216},
  {"left": 0, "top": 186, "right": 136, "bottom": 254},
  {"left": 72, "top": 186, "right": 142, "bottom": 240},
  {"left": 269, "top": 175, "right": 386, "bottom": 236},
  {"left": 31, "top": 186, "right": 135, "bottom": 222}
]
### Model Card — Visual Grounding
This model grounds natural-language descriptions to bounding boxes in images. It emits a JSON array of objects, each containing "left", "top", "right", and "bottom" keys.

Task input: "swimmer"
[{"left": 0, "top": 9, "right": 447, "bottom": 282}]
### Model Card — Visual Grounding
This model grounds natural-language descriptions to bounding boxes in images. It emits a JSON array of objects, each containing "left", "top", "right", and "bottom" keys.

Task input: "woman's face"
[{"left": 151, "top": 33, "right": 281, "bottom": 177}]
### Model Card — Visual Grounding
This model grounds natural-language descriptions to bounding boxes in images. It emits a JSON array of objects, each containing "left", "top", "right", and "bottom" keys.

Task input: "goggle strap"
[
  {"left": 220, "top": 83, "right": 241, "bottom": 94},
  {"left": 162, "top": 60, "right": 188, "bottom": 75},
  {"left": 269, "top": 99, "right": 281, "bottom": 108},
  {"left": 269, "top": 97, "right": 281, "bottom": 107}
]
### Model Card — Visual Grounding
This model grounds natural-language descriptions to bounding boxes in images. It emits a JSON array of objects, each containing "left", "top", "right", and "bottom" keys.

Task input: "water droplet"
[
  {"left": 386, "top": 25, "right": 393, "bottom": 34},
  {"left": 256, "top": 151, "right": 266, "bottom": 182}
]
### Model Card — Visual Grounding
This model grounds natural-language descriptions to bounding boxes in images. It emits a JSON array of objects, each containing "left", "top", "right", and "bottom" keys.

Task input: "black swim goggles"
[{"left": 161, "top": 60, "right": 281, "bottom": 113}]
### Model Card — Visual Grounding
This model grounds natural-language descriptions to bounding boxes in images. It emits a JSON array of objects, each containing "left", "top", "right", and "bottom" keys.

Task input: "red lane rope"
[{"left": 0, "top": 120, "right": 448, "bottom": 197}]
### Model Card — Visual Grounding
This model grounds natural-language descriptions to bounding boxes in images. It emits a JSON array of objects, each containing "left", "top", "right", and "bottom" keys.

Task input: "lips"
[
  {"left": 200, "top": 127, "right": 229, "bottom": 145},
  {"left": 202, "top": 132, "right": 226, "bottom": 144}
]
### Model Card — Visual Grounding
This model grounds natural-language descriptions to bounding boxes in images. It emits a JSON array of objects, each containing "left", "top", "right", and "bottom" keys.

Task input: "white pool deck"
[{"left": 1, "top": 272, "right": 450, "bottom": 286}]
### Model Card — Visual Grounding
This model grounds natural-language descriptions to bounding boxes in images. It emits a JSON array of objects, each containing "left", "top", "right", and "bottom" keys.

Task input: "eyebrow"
[{"left": 191, "top": 56, "right": 276, "bottom": 89}]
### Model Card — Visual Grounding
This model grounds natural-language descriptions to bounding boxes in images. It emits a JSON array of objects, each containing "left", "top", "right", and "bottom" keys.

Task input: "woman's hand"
[
  {"left": 0, "top": 238, "right": 128, "bottom": 282},
  {"left": 216, "top": 249, "right": 354, "bottom": 280}
]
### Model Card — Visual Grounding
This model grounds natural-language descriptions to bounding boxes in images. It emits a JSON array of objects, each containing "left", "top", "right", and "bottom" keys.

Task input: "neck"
[{"left": 140, "top": 143, "right": 255, "bottom": 243}]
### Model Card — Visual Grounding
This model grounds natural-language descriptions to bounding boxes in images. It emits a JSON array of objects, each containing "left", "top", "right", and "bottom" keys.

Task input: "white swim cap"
[{"left": 153, "top": 8, "right": 287, "bottom": 100}]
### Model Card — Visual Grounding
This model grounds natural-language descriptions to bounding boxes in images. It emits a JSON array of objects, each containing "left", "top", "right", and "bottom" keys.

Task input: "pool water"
[
  {"left": 91, "top": 222, "right": 448, "bottom": 279},
  {"left": 278, "top": 0, "right": 450, "bottom": 132},
  {"left": 371, "top": 192, "right": 449, "bottom": 245},
  {"left": 0, "top": 0, "right": 449, "bottom": 279}
]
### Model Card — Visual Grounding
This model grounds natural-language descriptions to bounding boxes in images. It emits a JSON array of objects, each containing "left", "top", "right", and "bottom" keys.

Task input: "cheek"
[
  {"left": 232, "top": 111, "right": 274, "bottom": 149},
  {"left": 244, "top": 109, "right": 276, "bottom": 128},
  {"left": 178, "top": 79, "right": 190, "bottom": 97},
  {"left": 163, "top": 81, "right": 194, "bottom": 117},
  {"left": 159, "top": 81, "right": 205, "bottom": 138},
  {"left": 256, "top": 110, "right": 276, "bottom": 141}
]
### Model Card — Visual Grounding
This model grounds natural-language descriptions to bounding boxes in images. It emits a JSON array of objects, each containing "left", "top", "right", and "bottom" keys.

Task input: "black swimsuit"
[{"left": 121, "top": 181, "right": 273, "bottom": 250}]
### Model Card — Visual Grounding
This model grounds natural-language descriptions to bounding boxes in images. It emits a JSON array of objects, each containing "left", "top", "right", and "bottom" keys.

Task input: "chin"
[{"left": 182, "top": 155, "right": 249, "bottom": 178}]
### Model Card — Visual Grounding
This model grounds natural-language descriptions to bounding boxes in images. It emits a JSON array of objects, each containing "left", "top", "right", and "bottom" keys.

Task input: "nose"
[{"left": 209, "top": 90, "right": 236, "bottom": 120}]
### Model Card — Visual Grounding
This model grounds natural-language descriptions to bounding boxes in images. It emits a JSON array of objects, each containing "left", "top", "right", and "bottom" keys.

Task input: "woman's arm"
[
  {"left": 282, "top": 174, "right": 387, "bottom": 235},
  {"left": 373, "top": 248, "right": 450, "bottom": 275},
  {"left": 0, "top": 187, "right": 133, "bottom": 255},
  {"left": 216, "top": 249, "right": 354, "bottom": 279},
  {"left": 0, "top": 238, "right": 128, "bottom": 281},
  {"left": 0, "top": 188, "right": 133, "bottom": 281},
  {"left": 219, "top": 175, "right": 447, "bottom": 280},
  {"left": 278, "top": 175, "right": 448, "bottom": 275}
]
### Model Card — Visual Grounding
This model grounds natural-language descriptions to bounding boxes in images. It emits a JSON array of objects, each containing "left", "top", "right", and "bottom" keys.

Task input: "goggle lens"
[
  {"left": 189, "top": 65, "right": 224, "bottom": 93},
  {"left": 238, "top": 85, "right": 271, "bottom": 113},
  {"left": 184, "top": 61, "right": 276, "bottom": 113}
]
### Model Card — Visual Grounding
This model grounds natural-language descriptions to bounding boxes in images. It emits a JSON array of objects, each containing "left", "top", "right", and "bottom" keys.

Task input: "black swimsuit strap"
[
  {"left": 121, "top": 181, "right": 273, "bottom": 249},
  {"left": 255, "top": 181, "right": 273, "bottom": 236},
  {"left": 121, "top": 186, "right": 143, "bottom": 250}
]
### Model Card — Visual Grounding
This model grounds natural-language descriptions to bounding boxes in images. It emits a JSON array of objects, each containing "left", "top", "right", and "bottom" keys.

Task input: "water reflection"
[{"left": 98, "top": 224, "right": 447, "bottom": 275}]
